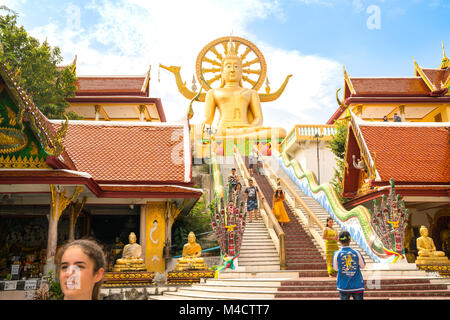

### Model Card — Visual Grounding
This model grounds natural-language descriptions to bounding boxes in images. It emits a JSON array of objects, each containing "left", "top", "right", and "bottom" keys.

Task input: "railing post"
[{"left": 279, "top": 233, "right": 286, "bottom": 270}]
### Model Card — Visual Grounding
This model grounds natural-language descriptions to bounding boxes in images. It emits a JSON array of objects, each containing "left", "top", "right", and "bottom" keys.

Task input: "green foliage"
[
  {"left": 34, "top": 270, "right": 64, "bottom": 300},
  {"left": 0, "top": 14, "right": 80, "bottom": 120},
  {"left": 171, "top": 195, "right": 214, "bottom": 256},
  {"left": 328, "top": 120, "right": 347, "bottom": 160},
  {"left": 327, "top": 120, "right": 349, "bottom": 202}
]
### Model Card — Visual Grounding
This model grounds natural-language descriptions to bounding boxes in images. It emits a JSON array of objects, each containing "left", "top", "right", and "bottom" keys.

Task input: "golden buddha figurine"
[
  {"left": 173, "top": 232, "right": 208, "bottom": 271},
  {"left": 201, "top": 39, "right": 286, "bottom": 140},
  {"left": 113, "top": 232, "right": 147, "bottom": 272},
  {"left": 415, "top": 225, "right": 449, "bottom": 265}
]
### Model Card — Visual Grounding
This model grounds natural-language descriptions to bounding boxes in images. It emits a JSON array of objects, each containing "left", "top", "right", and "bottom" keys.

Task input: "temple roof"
[
  {"left": 327, "top": 57, "right": 450, "bottom": 124},
  {"left": 358, "top": 123, "right": 450, "bottom": 184},
  {"left": 50, "top": 120, "right": 192, "bottom": 185},
  {"left": 75, "top": 75, "right": 149, "bottom": 96},
  {"left": 349, "top": 77, "right": 430, "bottom": 97}
]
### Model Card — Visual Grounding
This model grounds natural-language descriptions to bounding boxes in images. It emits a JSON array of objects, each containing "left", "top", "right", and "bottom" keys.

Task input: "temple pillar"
[
  {"left": 139, "top": 105, "right": 146, "bottom": 121},
  {"left": 399, "top": 105, "right": 406, "bottom": 121},
  {"left": 45, "top": 185, "right": 83, "bottom": 275},
  {"left": 140, "top": 204, "right": 146, "bottom": 253},
  {"left": 144, "top": 202, "right": 166, "bottom": 273},
  {"left": 68, "top": 197, "right": 87, "bottom": 242},
  {"left": 94, "top": 105, "right": 101, "bottom": 121}
]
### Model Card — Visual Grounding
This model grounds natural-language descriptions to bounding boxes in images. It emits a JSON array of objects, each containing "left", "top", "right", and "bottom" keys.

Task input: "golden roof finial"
[{"left": 440, "top": 41, "right": 449, "bottom": 69}]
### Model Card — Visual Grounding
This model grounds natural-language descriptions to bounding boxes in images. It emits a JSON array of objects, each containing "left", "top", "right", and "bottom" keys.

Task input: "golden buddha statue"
[
  {"left": 201, "top": 39, "right": 286, "bottom": 140},
  {"left": 415, "top": 226, "right": 449, "bottom": 265},
  {"left": 113, "top": 232, "right": 147, "bottom": 272},
  {"left": 173, "top": 232, "right": 208, "bottom": 271}
]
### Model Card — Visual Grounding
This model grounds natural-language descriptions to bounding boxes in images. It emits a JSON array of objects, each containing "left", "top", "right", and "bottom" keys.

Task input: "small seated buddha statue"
[
  {"left": 173, "top": 232, "right": 208, "bottom": 271},
  {"left": 415, "top": 226, "right": 449, "bottom": 265},
  {"left": 113, "top": 232, "right": 147, "bottom": 272}
]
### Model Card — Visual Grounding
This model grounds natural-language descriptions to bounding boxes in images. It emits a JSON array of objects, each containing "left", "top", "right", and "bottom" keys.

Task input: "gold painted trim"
[
  {"left": 343, "top": 66, "right": 356, "bottom": 95},
  {"left": 0, "top": 154, "right": 49, "bottom": 168},
  {"left": 413, "top": 58, "right": 438, "bottom": 91}
]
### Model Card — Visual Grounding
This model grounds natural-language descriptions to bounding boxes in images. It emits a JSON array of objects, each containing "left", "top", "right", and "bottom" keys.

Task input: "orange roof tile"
[
  {"left": 76, "top": 76, "right": 147, "bottom": 96},
  {"left": 359, "top": 125, "right": 450, "bottom": 183},
  {"left": 422, "top": 68, "right": 446, "bottom": 89},
  {"left": 350, "top": 78, "right": 430, "bottom": 96},
  {"left": 51, "top": 121, "right": 190, "bottom": 184}
]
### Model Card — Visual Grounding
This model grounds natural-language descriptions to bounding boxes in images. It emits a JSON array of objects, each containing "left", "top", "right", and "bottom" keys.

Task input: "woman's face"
[
  {"left": 59, "top": 246, "right": 104, "bottom": 300},
  {"left": 327, "top": 219, "right": 333, "bottom": 228}
]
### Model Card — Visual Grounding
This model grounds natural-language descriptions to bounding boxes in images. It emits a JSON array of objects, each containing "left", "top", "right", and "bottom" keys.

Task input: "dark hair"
[
  {"left": 338, "top": 231, "right": 351, "bottom": 244},
  {"left": 326, "top": 217, "right": 334, "bottom": 225},
  {"left": 56, "top": 239, "right": 106, "bottom": 300}
]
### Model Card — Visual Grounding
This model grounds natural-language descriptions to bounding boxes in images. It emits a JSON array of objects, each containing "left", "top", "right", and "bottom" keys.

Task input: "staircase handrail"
[
  {"left": 253, "top": 147, "right": 327, "bottom": 252},
  {"left": 234, "top": 146, "right": 287, "bottom": 270}
]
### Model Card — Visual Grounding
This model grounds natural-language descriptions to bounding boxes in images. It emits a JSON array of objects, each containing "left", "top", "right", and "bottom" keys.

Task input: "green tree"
[
  {"left": 0, "top": 13, "right": 81, "bottom": 120},
  {"left": 171, "top": 194, "right": 216, "bottom": 256},
  {"left": 327, "top": 120, "right": 349, "bottom": 202}
]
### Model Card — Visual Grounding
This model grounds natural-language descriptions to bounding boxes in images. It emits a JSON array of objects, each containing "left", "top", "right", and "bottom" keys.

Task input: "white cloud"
[{"left": 27, "top": 0, "right": 343, "bottom": 129}]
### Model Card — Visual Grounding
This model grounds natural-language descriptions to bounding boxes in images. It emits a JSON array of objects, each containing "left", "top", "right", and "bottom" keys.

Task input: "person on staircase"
[
  {"left": 332, "top": 231, "right": 366, "bottom": 300},
  {"left": 256, "top": 152, "right": 264, "bottom": 175},
  {"left": 228, "top": 168, "right": 239, "bottom": 202},
  {"left": 244, "top": 179, "right": 265, "bottom": 223},
  {"left": 272, "top": 186, "right": 290, "bottom": 227},
  {"left": 234, "top": 182, "right": 244, "bottom": 213},
  {"left": 248, "top": 151, "right": 257, "bottom": 176},
  {"left": 323, "top": 218, "right": 339, "bottom": 277}
]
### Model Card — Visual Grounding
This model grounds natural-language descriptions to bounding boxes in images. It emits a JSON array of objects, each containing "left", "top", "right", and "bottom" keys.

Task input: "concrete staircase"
[
  {"left": 217, "top": 156, "right": 280, "bottom": 271},
  {"left": 238, "top": 217, "right": 280, "bottom": 271}
]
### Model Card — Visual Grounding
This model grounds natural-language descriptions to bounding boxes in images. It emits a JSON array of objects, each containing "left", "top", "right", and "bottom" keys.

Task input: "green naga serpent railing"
[
  {"left": 209, "top": 149, "right": 246, "bottom": 275},
  {"left": 277, "top": 151, "right": 404, "bottom": 263}
]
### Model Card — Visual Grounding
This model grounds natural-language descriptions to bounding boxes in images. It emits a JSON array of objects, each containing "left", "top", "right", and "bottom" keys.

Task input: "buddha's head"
[
  {"left": 220, "top": 39, "right": 243, "bottom": 87},
  {"left": 187, "top": 232, "right": 196, "bottom": 244},
  {"left": 419, "top": 226, "right": 429, "bottom": 237},
  {"left": 128, "top": 232, "right": 137, "bottom": 244}
]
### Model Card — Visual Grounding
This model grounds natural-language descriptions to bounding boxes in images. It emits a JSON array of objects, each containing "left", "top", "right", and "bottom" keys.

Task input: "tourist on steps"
[
  {"left": 332, "top": 231, "right": 366, "bottom": 300},
  {"left": 323, "top": 218, "right": 338, "bottom": 277},
  {"left": 272, "top": 186, "right": 290, "bottom": 227},
  {"left": 234, "top": 182, "right": 244, "bottom": 212},
  {"left": 228, "top": 168, "right": 239, "bottom": 201},
  {"left": 244, "top": 178, "right": 265, "bottom": 223},
  {"left": 248, "top": 151, "right": 257, "bottom": 176}
]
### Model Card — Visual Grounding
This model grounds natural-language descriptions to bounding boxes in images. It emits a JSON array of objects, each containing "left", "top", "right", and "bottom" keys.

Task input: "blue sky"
[{"left": 2, "top": 0, "right": 449, "bottom": 129}]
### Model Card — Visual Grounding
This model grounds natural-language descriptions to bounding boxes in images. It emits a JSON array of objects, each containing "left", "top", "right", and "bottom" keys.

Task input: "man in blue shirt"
[{"left": 332, "top": 231, "right": 366, "bottom": 300}]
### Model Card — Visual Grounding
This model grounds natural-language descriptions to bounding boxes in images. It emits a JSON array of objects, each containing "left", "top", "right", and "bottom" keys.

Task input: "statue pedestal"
[
  {"left": 112, "top": 262, "right": 147, "bottom": 273},
  {"left": 415, "top": 256, "right": 450, "bottom": 265},
  {"left": 103, "top": 271, "right": 155, "bottom": 288},
  {"left": 416, "top": 263, "right": 450, "bottom": 278},
  {"left": 167, "top": 270, "right": 215, "bottom": 285}
]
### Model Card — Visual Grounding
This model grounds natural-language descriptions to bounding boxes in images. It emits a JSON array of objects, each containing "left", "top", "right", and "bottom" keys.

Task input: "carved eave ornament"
[
  {"left": 0, "top": 62, "right": 68, "bottom": 158},
  {"left": 343, "top": 110, "right": 381, "bottom": 184}
]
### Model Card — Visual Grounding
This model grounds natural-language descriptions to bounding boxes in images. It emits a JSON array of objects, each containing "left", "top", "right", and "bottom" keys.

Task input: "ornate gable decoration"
[{"left": 0, "top": 62, "right": 68, "bottom": 168}]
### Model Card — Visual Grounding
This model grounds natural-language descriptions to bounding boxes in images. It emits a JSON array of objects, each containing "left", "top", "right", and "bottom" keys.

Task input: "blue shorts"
[{"left": 247, "top": 199, "right": 258, "bottom": 211}]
